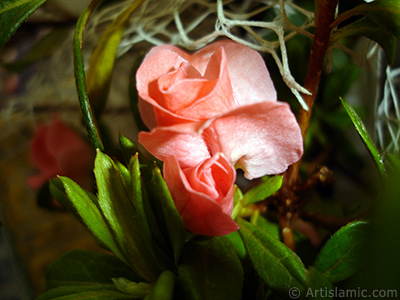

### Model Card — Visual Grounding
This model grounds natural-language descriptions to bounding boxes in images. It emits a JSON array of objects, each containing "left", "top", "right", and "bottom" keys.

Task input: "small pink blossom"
[
  {"left": 27, "top": 116, "right": 94, "bottom": 191},
  {"left": 164, "top": 153, "right": 239, "bottom": 236},
  {"left": 137, "top": 40, "right": 303, "bottom": 179}
]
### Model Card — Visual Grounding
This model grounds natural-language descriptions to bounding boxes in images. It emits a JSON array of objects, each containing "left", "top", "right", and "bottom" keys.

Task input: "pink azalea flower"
[
  {"left": 137, "top": 39, "right": 303, "bottom": 179},
  {"left": 164, "top": 153, "right": 239, "bottom": 236},
  {"left": 137, "top": 40, "right": 303, "bottom": 235},
  {"left": 27, "top": 116, "right": 94, "bottom": 191}
]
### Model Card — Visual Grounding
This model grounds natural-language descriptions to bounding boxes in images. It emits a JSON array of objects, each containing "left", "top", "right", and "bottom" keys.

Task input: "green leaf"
[
  {"left": 118, "top": 134, "right": 149, "bottom": 167},
  {"left": 243, "top": 175, "right": 283, "bottom": 206},
  {"left": 112, "top": 277, "right": 151, "bottom": 297},
  {"left": 73, "top": 0, "right": 104, "bottom": 151},
  {"left": 231, "top": 185, "right": 244, "bottom": 219},
  {"left": 128, "top": 154, "right": 157, "bottom": 241},
  {"left": 232, "top": 177, "right": 282, "bottom": 221},
  {"left": 36, "top": 285, "right": 130, "bottom": 300},
  {"left": 177, "top": 236, "right": 243, "bottom": 300},
  {"left": 45, "top": 250, "right": 142, "bottom": 290},
  {"left": 86, "top": 0, "right": 145, "bottom": 116},
  {"left": 128, "top": 154, "right": 173, "bottom": 268},
  {"left": 94, "top": 149, "right": 139, "bottom": 256},
  {"left": 118, "top": 134, "right": 137, "bottom": 165},
  {"left": 333, "top": 17, "right": 397, "bottom": 64},
  {"left": 94, "top": 150, "right": 168, "bottom": 282},
  {"left": 0, "top": 0, "right": 47, "bottom": 49},
  {"left": 238, "top": 218, "right": 306, "bottom": 297},
  {"left": 314, "top": 221, "right": 370, "bottom": 283},
  {"left": 50, "top": 178, "right": 84, "bottom": 217},
  {"left": 38, "top": 250, "right": 143, "bottom": 299},
  {"left": 52, "top": 177, "right": 125, "bottom": 263},
  {"left": 304, "top": 267, "right": 333, "bottom": 300},
  {"left": 340, "top": 97, "right": 386, "bottom": 177},
  {"left": 150, "top": 166, "right": 186, "bottom": 265},
  {"left": 114, "top": 160, "right": 132, "bottom": 197},
  {"left": 253, "top": 215, "right": 280, "bottom": 240},
  {"left": 225, "top": 231, "right": 247, "bottom": 260},
  {"left": 147, "top": 271, "right": 175, "bottom": 300},
  {"left": 336, "top": 0, "right": 400, "bottom": 40}
]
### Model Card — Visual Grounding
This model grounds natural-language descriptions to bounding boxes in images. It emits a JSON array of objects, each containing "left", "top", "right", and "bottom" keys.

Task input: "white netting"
[
  {"left": 376, "top": 65, "right": 400, "bottom": 153},
  {"left": 87, "top": 0, "right": 315, "bottom": 109}
]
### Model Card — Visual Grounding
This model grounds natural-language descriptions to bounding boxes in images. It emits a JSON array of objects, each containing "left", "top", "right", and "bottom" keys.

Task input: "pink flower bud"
[{"left": 164, "top": 153, "right": 239, "bottom": 236}]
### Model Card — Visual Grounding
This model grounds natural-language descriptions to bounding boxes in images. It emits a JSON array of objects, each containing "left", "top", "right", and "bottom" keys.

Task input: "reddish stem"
[
  {"left": 280, "top": 0, "right": 339, "bottom": 248},
  {"left": 286, "top": 0, "right": 339, "bottom": 186}
]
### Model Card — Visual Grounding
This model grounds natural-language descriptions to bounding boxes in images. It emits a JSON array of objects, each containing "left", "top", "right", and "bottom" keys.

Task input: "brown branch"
[
  {"left": 285, "top": 0, "right": 339, "bottom": 187},
  {"left": 278, "top": 0, "right": 339, "bottom": 249}
]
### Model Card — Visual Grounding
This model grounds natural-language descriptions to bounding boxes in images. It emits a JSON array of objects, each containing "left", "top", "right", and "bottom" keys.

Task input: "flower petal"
[
  {"left": 138, "top": 45, "right": 236, "bottom": 126},
  {"left": 29, "top": 124, "right": 58, "bottom": 176},
  {"left": 47, "top": 116, "right": 88, "bottom": 156},
  {"left": 164, "top": 155, "right": 239, "bottom": 236},
  {"left": 139, "top": 128, "right": 211, "bottom": 168},
  {"left": 203, "top": 101, "right": 303, "bottom": 179},
  {"left": 175, "top": 47, "right": 235, "bottom": 119},
  {"left": 137, "top": 45, "right": 194, "bottom": 128},
  {"left": 184, "top": 152, "right": 236, "bottom": 213},
  {"left": 165, "top": 48, "right": 235, "bottom": 119},
  {"left": 192, "top": 40, "right": 277, "bottom": 105}
]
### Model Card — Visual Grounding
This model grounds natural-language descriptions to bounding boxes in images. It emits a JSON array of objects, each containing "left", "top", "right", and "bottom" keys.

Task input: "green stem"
[{"left": 73, "top": 0, "right": 104, "bottom": 151}]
